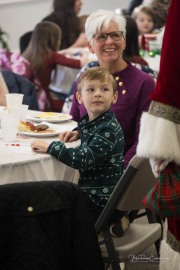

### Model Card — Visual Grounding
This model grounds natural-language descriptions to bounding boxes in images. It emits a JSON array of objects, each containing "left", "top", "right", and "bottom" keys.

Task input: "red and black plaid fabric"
[{"left": 143, "top": 162, "right": 180, "bottom": 217}]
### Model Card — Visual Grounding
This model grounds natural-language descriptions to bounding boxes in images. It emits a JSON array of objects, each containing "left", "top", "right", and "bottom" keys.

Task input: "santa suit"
[{"left": 136, "top": 0, "right": 180, "bottom": 268}]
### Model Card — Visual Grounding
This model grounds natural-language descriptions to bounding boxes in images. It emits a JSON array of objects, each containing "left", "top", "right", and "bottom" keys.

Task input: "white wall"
[{"left": 0, "top": 0, "right": 130, "bottom": 51}]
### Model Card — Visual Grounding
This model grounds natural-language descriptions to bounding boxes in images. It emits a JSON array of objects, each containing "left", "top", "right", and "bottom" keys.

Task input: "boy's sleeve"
[{"left": 47, "top": 128, "right": 123, "bottom": 170}]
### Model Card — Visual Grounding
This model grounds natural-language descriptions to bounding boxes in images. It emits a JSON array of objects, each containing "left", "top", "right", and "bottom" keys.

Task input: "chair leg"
[
  {"left": 103, "top": 229, "right": 120, "bottom": 270},
  {"left": 154, "top": 238, "right": 161, "bottom": 257},
  {"left": 145, "top": 208, "right": 163, "bottom": 257}
]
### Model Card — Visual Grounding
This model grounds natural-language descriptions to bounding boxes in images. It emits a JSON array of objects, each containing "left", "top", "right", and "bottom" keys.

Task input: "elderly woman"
[{"left": 70, "top": 9, "right": 155, "bottom": 167}]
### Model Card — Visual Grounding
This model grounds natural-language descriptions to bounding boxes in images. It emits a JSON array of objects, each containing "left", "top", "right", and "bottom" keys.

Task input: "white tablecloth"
[{"left": 0, "top": 111, "right": 80, "bottom": 185}]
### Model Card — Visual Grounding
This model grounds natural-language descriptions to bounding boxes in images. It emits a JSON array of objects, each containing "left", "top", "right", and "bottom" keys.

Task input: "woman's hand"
[
  {"left": 31, "top": 140, "right": 49, "bottom": 153},
  {"left": 59, "top": 130, "right": 80, "bottom": 142}
]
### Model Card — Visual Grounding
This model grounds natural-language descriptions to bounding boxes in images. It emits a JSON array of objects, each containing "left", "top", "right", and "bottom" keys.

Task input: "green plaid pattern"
[{"left": 143, "top": 162, "right": 180, "bottom": 217}]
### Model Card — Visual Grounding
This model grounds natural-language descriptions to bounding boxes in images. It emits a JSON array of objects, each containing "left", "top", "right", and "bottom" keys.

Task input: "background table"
[{"left": 49, "top": 48, "right": 97, "bottom": 96}]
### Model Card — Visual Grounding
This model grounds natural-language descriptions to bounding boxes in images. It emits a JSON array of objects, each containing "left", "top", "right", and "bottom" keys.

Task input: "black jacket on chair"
[
  {"left": 0, "top": 181, "right": 104, "bottom": 270},
  {"left": 2, "top": 70, "right": 39, "bottom": 111}
]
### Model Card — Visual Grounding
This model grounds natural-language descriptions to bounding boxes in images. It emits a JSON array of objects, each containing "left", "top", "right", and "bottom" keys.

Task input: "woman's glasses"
[{"left": 93, "top": 31, "right": 124, "bottom": 43}]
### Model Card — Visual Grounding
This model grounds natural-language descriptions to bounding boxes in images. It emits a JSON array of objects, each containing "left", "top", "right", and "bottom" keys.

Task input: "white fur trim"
[
  {"left": 160, "top": 239, "right": 180, "bottom": 270},
  {"left": 137, "top": 112, "right": 180, "bottom": 165}
]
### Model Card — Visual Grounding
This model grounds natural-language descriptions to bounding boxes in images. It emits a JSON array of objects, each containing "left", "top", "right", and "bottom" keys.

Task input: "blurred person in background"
[
  {"left": 132, "top": 6, "right": 156, "bottom": 49},
  {"left": 123, "top": 15, "right": 149, "bottom": 66},
  {"left": 150, "top": 0, "right": 170, "bottom": 29},
  {"left": 123, "top": 15, "right": 157, "bottom": 79},
  {"left": 42, "top": 0, "right": 87, "bottom": 50},
  {"left": 133, "top": 6, "right": 156, "bottom": 34},
  {"left": 23, "top": 21, "right": 88, "bottom": 111},
  {"left": 133, "top": 0, "right": 170, "bottom": 29},
  {"left": 78, "top": 15, "right": 89, "bottom": 34},
  {"left": 122, "top": 0, "right": 143, "bottom": 15},
  {"left": 20, "top": 0, "right": 87, "bottom": 53}
]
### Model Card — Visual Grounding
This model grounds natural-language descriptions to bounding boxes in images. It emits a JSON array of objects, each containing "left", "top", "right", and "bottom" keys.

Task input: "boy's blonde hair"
[{"left": 77, "top": 67, "right": 117, "bottom": 94}]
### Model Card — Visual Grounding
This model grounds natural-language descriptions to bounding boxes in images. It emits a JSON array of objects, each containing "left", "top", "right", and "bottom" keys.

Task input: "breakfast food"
[
  {"left": 35, "top": 124, "right": 49, "bottom": 131},
  {"left": 18, "top": 121, "right": 37, "bottom": 132},
  {"left": 18, "top": 121, "right": 55, "bottom": 133},
  {"left": 37, "top": 112, "right": 70, "bottom": 120}
]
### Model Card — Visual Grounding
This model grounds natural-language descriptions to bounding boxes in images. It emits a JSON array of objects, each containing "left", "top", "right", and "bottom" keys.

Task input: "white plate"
[
  {"left": 18, "top": 121, "right": 61, "bottom": 137},
  {"left": 27, "top": 112, "right": 73, "bottom": 123},
  {"left": 18, "top": 129, "right": 60, "bottom": 137}
]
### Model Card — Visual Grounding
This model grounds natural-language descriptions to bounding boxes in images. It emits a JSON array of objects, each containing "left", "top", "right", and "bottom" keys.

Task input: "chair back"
[
  {"left": 0, "top": 181, "right": 104, "bottom": 270},
  {"left": 2, "top": 70, "right": 39, "bottom": 110},
  {"left": 96, "top": 155, "right": 157, "bottom": 233},
  {"left": 116, "top": 156, "right": 157, "bottom": 210}
]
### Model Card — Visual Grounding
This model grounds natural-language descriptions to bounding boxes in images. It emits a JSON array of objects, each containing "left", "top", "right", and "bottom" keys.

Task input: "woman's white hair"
[{"left": 85, "top": 9, "right": 126, "bottom": 43}]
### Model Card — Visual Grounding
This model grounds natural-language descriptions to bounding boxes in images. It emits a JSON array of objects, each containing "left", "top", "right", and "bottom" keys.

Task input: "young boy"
[{"left": 31, "top": 67, "right": 128, "bottom": 235}]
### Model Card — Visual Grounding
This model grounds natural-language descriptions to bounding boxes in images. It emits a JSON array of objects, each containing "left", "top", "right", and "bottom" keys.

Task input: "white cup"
[
  {"left": 1, "top": 115, "right": 19, "bottom": 141},
  {"left": 5, "top": 94, "right": 24, "bottom": 112},
  {"left": 0, "top": 110, "right": 9, "bottom": 128},
  {"left": 10, "top": 104, "right": 29, "bottom": 121}
]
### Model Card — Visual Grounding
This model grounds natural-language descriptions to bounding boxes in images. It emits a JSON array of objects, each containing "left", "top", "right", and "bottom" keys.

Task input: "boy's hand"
[
  {"left": 31, "top": 140, "right": 49, "bottom": 153},
  {"left": 59, "top": 130, "right": 79, "bottom": 142}
]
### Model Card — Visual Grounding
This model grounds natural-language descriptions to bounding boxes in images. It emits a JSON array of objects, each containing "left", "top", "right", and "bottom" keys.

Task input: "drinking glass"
[
  {"left": 10, "top": 104, "right": 29, "bottom": 121},
  {"left": 1, "top": 115, "right": 19, "bottom": 141},
  {"left": 5, "top": 94, "right": 24, "bottom": 112}
]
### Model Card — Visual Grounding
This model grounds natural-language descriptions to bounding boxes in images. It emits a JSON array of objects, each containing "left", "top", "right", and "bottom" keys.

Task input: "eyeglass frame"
[{"left": 92, "top": 31, "right": 124, "bottom": 43}]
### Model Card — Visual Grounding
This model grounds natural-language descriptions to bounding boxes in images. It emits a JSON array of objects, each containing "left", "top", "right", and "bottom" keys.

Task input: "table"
[
  {"left": 49, "top": 65, "right": 80, "bottom": 96},
  {"left": 0, "top": 111, "right": 80, "bottom": 185}
]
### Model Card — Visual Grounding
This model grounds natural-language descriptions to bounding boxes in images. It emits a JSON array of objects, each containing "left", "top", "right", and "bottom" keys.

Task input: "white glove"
[{"left": 150, "top": 158, "right": 170, "bottom": 178}]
